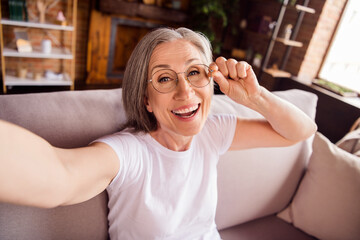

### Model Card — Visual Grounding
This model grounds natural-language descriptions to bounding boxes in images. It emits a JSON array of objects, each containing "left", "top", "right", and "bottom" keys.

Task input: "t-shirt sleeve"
[
  {"left": 202, "top": 114, "right": 237, "bottom": 155},
  {"left": 92, "top": 131, "right": 144, "bottom": 190}
]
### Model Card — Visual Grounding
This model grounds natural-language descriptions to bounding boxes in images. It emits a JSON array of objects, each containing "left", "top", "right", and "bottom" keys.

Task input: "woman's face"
[{"left": 145, "top": 39, "right": 213, "bottom": 140}]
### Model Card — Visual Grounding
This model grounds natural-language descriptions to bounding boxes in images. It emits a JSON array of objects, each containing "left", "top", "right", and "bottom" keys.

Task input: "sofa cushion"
[
  {"left": 277, "top": 132, "right": 360, "bottom": 240},
  {"left": 0, "top": 194, "right": 108, "bottom": 240},
  {"left": 219, "top": 215, "right": 317, "bottom": 240},
  {"left": 213, "top": 89, "right": 318, "bottom": 230}
]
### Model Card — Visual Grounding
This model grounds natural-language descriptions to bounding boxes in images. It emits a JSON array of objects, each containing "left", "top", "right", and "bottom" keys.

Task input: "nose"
[{"left": 174, "top": 73, "right": 194, "bottom": 100}]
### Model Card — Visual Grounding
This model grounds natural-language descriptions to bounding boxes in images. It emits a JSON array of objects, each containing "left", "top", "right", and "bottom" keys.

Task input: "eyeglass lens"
[{"left": 151, "top": 64, "right": 210, "bottom": 93}]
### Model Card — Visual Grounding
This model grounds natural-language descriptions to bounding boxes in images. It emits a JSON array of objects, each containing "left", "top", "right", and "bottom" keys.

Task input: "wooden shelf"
[
  {"left": 264, "top": 68, "right": 291, "bottom": 78},
  {"left": 5, "top": 73, "right": 72, "bottom": 86},
  {"left": 276, "top": 37, "right": 303, "bottom": 47},
  {"left": 99, "top": 0, "right": 187, "bottom": 23},
  {"left": 0, "top": 19, "right": 74, "bottom": 31},
  {"left": 295, "top": 5, "right": 315, "bottom": 14},
  {"left": 3, "top": 47, "right": 72, "bottom": 59}
]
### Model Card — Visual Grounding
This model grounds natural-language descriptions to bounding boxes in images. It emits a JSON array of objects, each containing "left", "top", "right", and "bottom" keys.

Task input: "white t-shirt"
[{"left": 96, "top": 114, "right": 237, "bottom": 240}]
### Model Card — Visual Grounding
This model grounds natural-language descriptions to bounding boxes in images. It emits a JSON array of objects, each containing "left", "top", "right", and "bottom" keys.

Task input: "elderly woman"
[{"left": 0, "top": 27, "right": 317, "bottom": 239}]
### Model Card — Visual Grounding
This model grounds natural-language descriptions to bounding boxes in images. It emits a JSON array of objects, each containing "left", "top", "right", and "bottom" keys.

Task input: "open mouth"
[{"left": 171, "top": 103, "right": 200, "bottom": 118}]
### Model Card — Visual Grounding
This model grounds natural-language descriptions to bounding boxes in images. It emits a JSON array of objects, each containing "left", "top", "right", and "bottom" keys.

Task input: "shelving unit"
[
  {"left": 2, "top": 46, "right": 72, "bottom": 58},
  {"left": 0, "top": 19, "right": 74, "bottom": 30},
  {"left": 5, "top": 73, "right": 71, "bottom": 86},
  {"left": 259, "top": 0, "right": 315, "bottom": 79},
  {"left": 0, "top": 0, "right": 77, "bottom": 93}
]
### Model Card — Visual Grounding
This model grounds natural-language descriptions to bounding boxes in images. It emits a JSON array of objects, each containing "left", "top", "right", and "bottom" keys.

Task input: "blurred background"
[{"left": 1, "top": 0, "right": 359, "bottom": 143}]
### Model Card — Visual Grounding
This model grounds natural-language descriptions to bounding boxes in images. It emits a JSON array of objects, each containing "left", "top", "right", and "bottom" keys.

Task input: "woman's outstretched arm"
[
  {"left": 0, "top": 120, "right": 118, "bottom": 208},
  {"left": 211, "top": 57, "right": 317, "bottom": 150}
]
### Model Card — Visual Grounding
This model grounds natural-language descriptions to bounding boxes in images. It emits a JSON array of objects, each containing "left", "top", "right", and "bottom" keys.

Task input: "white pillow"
[{"left": 277, "top": 132, "right": 360, "bottom": 240}]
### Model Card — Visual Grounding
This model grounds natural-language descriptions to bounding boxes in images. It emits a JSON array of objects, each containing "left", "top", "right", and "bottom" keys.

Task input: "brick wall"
[
  {"left": 298, "top": 0, "right": 347, "bottom": 83},
  {"left": 223, "top": 0, "right": 346, "bottom": 84}
]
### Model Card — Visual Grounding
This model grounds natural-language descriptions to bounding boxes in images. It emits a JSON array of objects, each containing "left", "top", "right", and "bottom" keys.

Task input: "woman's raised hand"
[{"left": 210, "top": 57, "right": 261, "bottom": 107}]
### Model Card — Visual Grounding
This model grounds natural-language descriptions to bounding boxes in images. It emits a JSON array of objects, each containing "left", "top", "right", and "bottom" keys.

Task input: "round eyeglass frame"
[{"left": 148, "top": 64, "right": 213, "bottom": 94}]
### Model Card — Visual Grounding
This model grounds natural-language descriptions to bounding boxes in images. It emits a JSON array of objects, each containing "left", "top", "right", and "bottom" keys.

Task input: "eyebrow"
[{"left": 150, "top": 58, "right": 201, "bottom": 74}]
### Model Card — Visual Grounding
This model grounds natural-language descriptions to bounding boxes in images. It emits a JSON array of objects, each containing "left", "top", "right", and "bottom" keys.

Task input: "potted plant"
[{"left": 188, "top": 0, "right": 240, "bottom": 54}]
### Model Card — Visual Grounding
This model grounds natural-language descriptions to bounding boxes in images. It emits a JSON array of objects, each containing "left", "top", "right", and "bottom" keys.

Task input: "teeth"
[{"left": 172, "top": 104, "right": 199, "bottom": 114}]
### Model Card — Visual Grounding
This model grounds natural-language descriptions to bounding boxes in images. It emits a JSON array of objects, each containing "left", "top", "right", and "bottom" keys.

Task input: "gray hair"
[{"left": 121, "top": 27, "right": 213, "bottom": 133}]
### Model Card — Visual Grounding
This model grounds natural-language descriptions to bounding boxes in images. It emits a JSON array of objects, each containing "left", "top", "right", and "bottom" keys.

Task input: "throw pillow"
[
  {"left": 277, "top": 132, "right": 360, "bottom": 240},
  {"left": 336, "top": 128, "right": 360, "bottom": 157}
]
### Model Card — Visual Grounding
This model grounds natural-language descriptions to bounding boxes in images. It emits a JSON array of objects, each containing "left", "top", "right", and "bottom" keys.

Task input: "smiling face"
[{"left": 145, "top": 39, "right": 213, "bottom": 150}]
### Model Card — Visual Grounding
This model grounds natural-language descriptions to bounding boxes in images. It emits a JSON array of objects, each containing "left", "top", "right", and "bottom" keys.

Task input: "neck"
[{"left": 150, "top": 130, "right": 193, "bottom": 152}]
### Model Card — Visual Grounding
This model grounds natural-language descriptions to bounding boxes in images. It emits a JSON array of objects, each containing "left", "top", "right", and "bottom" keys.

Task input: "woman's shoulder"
[
  {"left": 198, "top": 114, "right": 237, "bottom": 153},
  {"left": 95, "top": 129, "right": 148, "bottom": 149},
  {"left": 205, "top": 114, "right": 237, "bottom": 127}
]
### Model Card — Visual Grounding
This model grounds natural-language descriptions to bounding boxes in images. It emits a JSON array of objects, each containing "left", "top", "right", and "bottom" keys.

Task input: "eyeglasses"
[{"left": 148, "top": 64, "right": 213, "bottom": 93}]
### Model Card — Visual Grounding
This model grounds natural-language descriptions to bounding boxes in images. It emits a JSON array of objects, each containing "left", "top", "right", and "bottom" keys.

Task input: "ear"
[{"left": 144, "top": 95, "right": 153, "bottom": 113}]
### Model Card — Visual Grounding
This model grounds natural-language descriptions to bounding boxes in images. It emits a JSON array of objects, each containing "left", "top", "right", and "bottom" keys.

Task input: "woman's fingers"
[
  {"left": 236, "top": 61, "right": 249, "bottom": 79},
  {"left": 215, "top": 57, "right": 229, "bottom": 78},
  {"left": 227, "top": 59, "right": 239, "bottom": 80},
  {"left": 209, "top": 62, "right": 218, "bottom": 73},
  {"left": 209, "top": 62, "right": 229, "bottom": 94},
  {"left": 214, "top": 57, "right": 252, "bottom": 80},
  {"left": 211, "top": 57, "right": 260, "bottom": 100}
]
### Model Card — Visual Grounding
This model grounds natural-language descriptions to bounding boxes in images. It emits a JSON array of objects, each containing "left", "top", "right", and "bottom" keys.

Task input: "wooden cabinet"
[
  {"left": 0, "top": 0, "right": 77, "bottom": 93},
  {"left": 86, "top": 0, "right": 187, "bottom": 86}
]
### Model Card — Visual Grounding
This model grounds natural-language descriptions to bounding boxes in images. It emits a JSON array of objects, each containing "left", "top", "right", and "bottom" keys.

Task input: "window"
[{"left": 319, "top": 0, "right": 360, "bottom": 92}]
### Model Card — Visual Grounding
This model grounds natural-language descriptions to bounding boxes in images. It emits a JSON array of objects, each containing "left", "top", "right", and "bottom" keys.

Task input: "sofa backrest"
[
  {"left": 212, "top": 90, "right": 317, "bottom": 230},
  {"left": 0, "top": 89, "right": 125, "bottom": 240},
  {"left": 0, "top": 88, "right": 317, "bottom": 239}
]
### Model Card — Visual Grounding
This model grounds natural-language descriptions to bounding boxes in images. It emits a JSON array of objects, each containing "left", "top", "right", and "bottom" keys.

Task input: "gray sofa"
[{"left": 1, "top": 88, "right": 358, "bottom": 240}]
